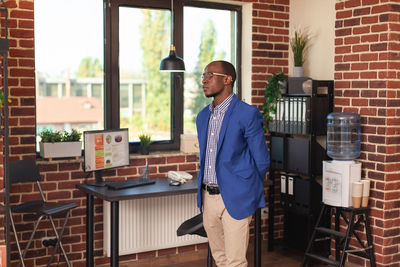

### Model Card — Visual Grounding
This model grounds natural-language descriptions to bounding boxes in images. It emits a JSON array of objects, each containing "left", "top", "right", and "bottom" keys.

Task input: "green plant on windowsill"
[
  {"left": 263, "top": 72, "right": 287, "bottom": 131},
  {"left": 62, "top": 129, "right": 82, "bottom": 142},
  {"left": 138, "top": 133, "right": 152, "bottom": 155},
  {"left": 138, "top": 133, "right": 152, "bottom": 147},
  {"left": 39, "top": 128, "right": 82, "bottom": 143},
  {"left": 39, "top": 129, "right": 63, "bottom": 143},
  {"left": 39, "top": 129, "right": 82, "bottom": 159}
]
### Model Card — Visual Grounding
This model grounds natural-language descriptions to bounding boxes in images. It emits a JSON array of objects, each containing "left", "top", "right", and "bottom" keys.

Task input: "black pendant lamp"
[{"left": 159, "top": 0, "right": 185, "bottom": 72}]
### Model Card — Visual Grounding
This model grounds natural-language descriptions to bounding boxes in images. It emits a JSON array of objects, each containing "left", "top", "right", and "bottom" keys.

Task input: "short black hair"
[{"left": 214, "top": 60, "right": 236, "bottom": 87}]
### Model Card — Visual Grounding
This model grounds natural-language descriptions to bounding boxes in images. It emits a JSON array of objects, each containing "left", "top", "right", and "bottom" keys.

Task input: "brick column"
[
  {"left": 0, "top": 0, "right": 35, "bottom": 259},
  {"left": 7, "top": 0, "right": 36, "bottom": 161},
  {"left": 252, "top": 0, "right": 289, "bottom": 107},
  {"left": 252, "top": 0, "right": 290, "bottom": 242},
  {"left": 335, "top": 1, "right": 400, "bottom": 266}
]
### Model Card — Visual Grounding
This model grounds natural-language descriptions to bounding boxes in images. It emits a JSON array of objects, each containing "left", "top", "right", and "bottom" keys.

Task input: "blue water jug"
[{"left": 326, "top": 112, "right": 361, "bottom": 160}]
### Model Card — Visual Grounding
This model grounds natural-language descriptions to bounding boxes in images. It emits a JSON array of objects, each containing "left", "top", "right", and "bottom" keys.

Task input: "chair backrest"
[{"left": 8, "top": 159, "right": 41, "bottom": 185}]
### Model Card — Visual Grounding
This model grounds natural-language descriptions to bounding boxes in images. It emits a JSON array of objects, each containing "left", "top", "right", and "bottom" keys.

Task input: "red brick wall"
[
  {"left": 0, "top": 0, "right": 290, "bottom": 265},
  {"left": 335, "top": 1, "right": 400, "bottom": 266},
  {"left": 5, "top": 0, "right": 36, "bottom": 161},
  {"left": 252, "top": 0, "right": 289, "bottom": 107},
  {"left": 252, "top": 0, "right": 290, "bottom": 242}
]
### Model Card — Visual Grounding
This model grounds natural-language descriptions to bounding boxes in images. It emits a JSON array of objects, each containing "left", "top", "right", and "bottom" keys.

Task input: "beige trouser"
[{"left": 202, "top": 190, "right": 252, "bottom": 267}]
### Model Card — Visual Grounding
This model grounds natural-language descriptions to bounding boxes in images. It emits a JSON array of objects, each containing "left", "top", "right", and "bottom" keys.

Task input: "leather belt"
[{"left": 202, "top": 184, "right": 220, "bottom": 195}]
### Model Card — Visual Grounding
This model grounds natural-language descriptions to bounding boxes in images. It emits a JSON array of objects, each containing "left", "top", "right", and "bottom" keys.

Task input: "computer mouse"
[{"left": 169, "top": 180, "right": 181, "bottom": 186}]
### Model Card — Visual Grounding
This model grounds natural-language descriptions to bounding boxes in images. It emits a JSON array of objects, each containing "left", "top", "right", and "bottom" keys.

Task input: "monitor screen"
[{"left": 83, "top": 128, "right": 129, "bottom": 173}]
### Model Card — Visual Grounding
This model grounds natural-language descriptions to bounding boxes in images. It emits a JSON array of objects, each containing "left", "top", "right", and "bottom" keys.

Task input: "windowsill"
[
  {"left": 36, "top": 150, "right": 199, "bottom": 162},
  {"left": 133, "top": 150, "right": 199, "bottom": 158}
]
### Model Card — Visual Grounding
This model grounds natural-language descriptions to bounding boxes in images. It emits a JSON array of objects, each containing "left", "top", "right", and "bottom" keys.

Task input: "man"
[{"left": 196, "top": 60, "right": 270, "bottom": 267}]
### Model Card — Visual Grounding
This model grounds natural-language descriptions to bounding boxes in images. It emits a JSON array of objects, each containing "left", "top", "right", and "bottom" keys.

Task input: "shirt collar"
[{"left": 209, "top": 93, "right": 234, "bottom": 113}]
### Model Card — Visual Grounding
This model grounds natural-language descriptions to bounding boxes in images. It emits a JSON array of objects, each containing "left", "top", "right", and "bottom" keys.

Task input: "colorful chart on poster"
[{"left": 84, "top": 129, "right": 129, "bottom": 172}]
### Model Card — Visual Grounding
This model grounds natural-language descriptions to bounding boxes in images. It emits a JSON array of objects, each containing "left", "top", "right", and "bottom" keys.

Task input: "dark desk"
[{"left": 76, "top": 178, "right": 265, "bottom": 267}]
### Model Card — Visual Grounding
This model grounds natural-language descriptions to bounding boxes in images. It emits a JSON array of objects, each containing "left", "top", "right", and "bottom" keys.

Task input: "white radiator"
[{"left": 103, "top": 193, "right": 207, "bottom": 256}]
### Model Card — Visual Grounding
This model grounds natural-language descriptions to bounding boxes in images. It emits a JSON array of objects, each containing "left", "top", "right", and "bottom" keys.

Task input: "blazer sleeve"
[{"left": 244, "top": 107, "right": 270, "bottom": 181}]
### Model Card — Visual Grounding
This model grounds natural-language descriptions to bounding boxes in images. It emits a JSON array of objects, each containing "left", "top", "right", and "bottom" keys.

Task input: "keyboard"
[{"left": 106, "top": 179, "right": 156, "bottom": 190}]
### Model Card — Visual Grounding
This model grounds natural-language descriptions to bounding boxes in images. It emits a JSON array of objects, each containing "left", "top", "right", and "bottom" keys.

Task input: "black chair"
[
  {"left": 8, "top": 159, "right": 77, "bottom": 267},
  {"left": 177, "top": 213, "right": 213, "bottom": 267}
]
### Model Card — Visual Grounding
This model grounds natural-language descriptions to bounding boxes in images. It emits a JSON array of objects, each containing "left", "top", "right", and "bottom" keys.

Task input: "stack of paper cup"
[
  {"left": 352, "top": 182, "right": 363, "bottom": 208},
  {"left": 361, "top": 180, "right": 370, "bottom": 207}
]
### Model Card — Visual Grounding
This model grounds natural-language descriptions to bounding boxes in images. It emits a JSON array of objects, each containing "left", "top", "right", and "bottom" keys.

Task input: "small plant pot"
[
  {"left": 293, "top": 66, "right": 304, "bottom": 77},
  {"left": 40, "top": 142, "right": 82, "bottom": 159},
  {"left": 139, "top": 146, "right": 150, "bottom": 155}
]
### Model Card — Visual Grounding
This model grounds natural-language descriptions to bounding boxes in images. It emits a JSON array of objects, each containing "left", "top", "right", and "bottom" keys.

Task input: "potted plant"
[
  {"left": 263, "top": 72, "right": 287, "bottom": 131},
  {"left": 290, "top": 28, "right": 310, "bottom": 77},
  {"left": 39, "top": 129, "right": 82, "bottom": 159},
  {"left": 138, "top": 133, "right": 152, "bottom": 155}
]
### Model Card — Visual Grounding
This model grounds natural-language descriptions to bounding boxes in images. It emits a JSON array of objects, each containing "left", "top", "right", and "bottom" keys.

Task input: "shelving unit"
[
  {"left": 269, "top": 77, "right": 333, "bottom": 250},
  {"left": 0, "top": 1, "right": 10, "bottom": 266},
  {"left": 303, "top": 205, "right": 376, "bottom": 267}
]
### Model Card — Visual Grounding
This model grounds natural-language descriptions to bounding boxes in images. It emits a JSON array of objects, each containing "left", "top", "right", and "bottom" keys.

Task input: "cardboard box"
[{"left": 180, "top": 134, "right": 199, "bottom": 153}]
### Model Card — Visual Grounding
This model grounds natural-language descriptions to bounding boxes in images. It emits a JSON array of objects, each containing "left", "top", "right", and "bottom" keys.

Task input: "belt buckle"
[
  {"left": 206, "top": 184, "right": 218, "bottom": 194},
  {"left": 204, "top": 184, "right": 209, "bottom": 192}
]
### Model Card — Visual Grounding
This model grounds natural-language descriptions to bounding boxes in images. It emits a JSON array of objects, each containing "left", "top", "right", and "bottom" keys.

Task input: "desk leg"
[
  {"left": 268, "top": 173, "right": 275, "bottom": 251},
  {"left": 110, "top": 201, "right": 119, "bottom": 267},
  {"left": 86, "top": 194, "right": 94, "bottom": 267},
  {"left": 254, "top": 208, "right": 261, "bottom": 267}
]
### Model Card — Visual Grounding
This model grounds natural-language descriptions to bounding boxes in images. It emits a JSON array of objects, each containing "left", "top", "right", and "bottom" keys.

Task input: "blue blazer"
[{"left": 196, "top": 94, "right": 270, "bottom": 220}]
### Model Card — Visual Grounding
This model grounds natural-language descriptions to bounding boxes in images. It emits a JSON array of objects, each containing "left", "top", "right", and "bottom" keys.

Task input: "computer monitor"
[{"left": 83, "top": 128, "right": 129, "bottom": 186}]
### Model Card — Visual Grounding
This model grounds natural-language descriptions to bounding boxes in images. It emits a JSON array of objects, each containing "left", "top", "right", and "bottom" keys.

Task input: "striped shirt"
[{"left": 203, "top": 94, "right": 234, "bottom": 185}]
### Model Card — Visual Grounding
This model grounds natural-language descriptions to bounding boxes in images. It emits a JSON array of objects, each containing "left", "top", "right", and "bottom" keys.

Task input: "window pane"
[
  {"left": 119, "top": 7, "right": 171, "bottom": 143},
  {"left": 183, "top": 7, "right": 238, "bottom": 134},
  {"left": 35, "top": 0, "right": 104, "bottom": 148}
]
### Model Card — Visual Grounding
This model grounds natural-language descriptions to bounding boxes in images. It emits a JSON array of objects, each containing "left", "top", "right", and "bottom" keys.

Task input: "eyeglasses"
[{"left": 201, "top": 72, "right": 227, "bottom": 80}]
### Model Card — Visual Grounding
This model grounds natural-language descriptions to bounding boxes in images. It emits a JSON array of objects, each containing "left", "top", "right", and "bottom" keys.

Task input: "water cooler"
[
  {"left": 305, "top": 112, "right": 376, "bottom": 267},
  {"left": 323, "top": 112, "right": 361, "bottom": 207}
]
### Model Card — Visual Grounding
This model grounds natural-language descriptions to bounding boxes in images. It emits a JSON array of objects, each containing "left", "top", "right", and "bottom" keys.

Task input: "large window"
[
  {"left": 34, "top": 0, "right": 104, "bottom": 149},
  {"left": 118, "top": 6, "right": 172, "bottom": 142},
  {"left": 183, "top": 5, "right": 240, "bottom": 134},
  {"left": 35, "top": 0, "right": 241, "bottom": 153}
]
